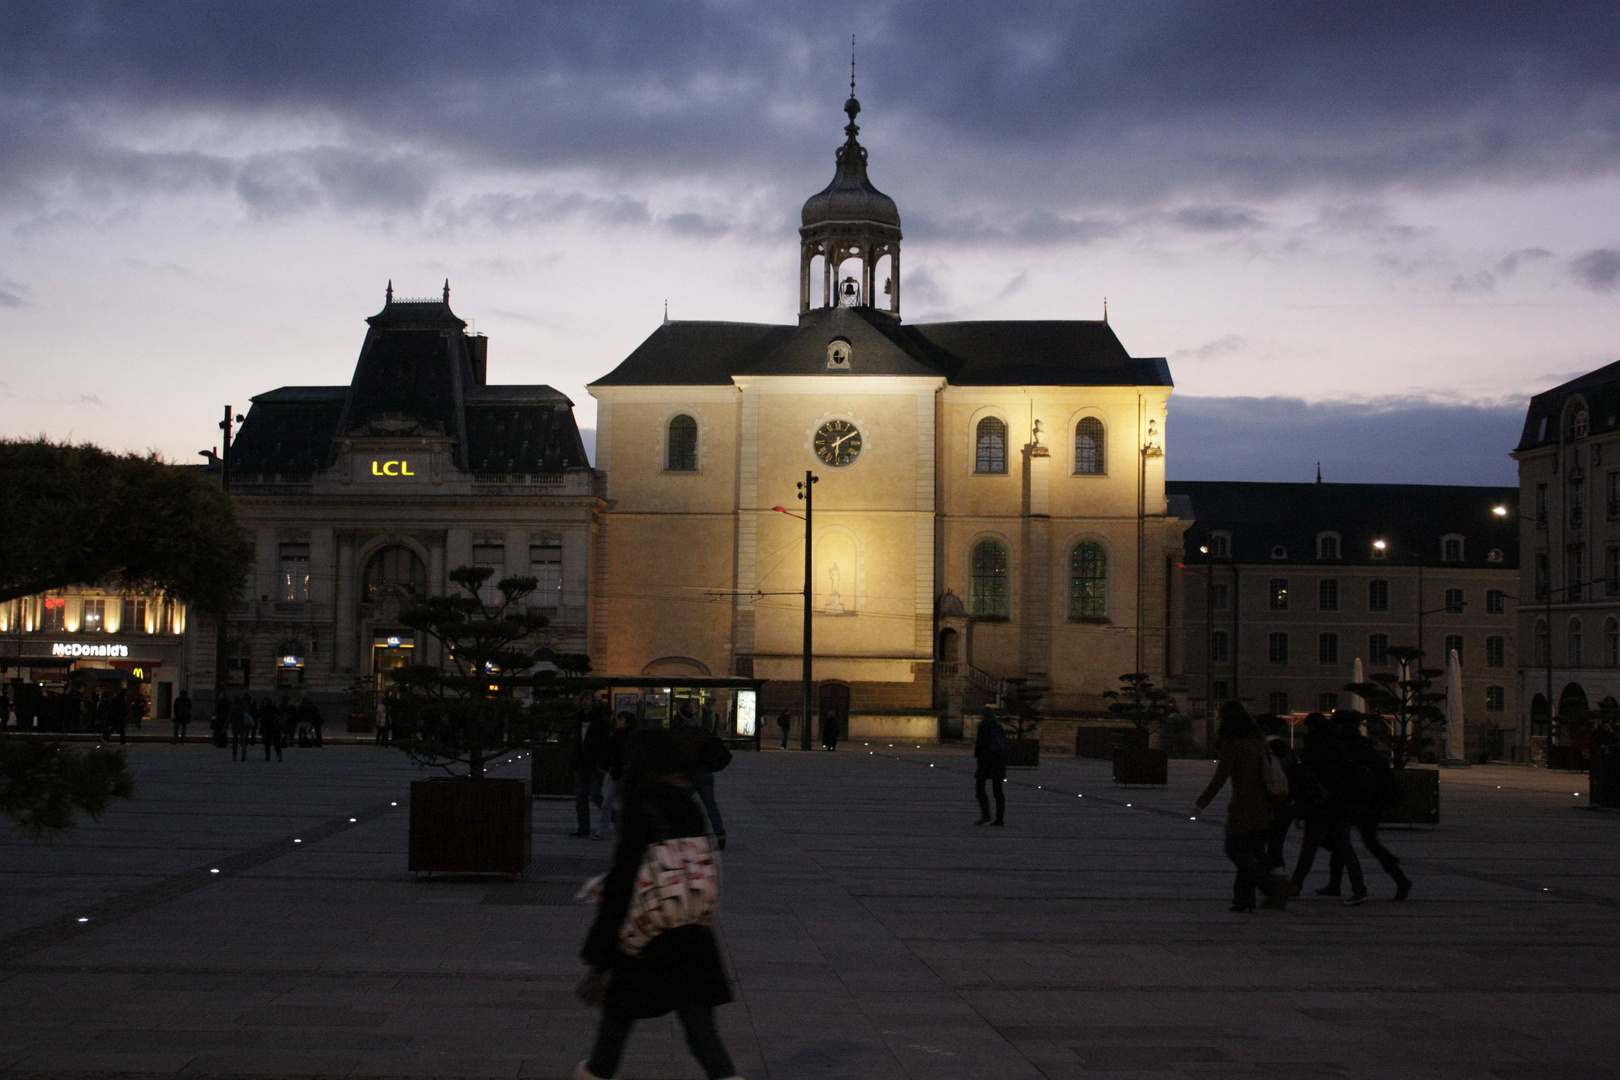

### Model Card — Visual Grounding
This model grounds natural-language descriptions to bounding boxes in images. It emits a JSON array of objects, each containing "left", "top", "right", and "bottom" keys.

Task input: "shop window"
[
  {"left": 1486, "top": 636, "right": 1506, "bottom": 668},
  {"left": 1485, "top": 686, "right": 1506, "bottom": 713},
  {"left": 1319, "top": 632, "right": 1339, "bottom": 665},
  {"left": 1369, "top": 579, "right": 1390, "bottom": 612},
  {"left": 1369, "top": 633, "right": 1389, "bottom": 666},
  {"left": 530, "top": 544, "right": 563, "bottom": 609},
  {"left": 1068, "top": 541, "right": 1107, "bottom": 621},
  {"left": 970, "top": 539, "right": 1010, "bottom": 618},
  {"left": 82, "top": 598, "right": 105, "bottom": 633},
  {"left": 40, "top": 597, "right": 65, "bottom": 633},
  {"left": 279, "top": 542, "right": 310, "bottom": 603},
  {"left": 1318, "top": 579, "right": 1339, "bottom": 612},
  {"left": 1268, "top": 632, "right": 1289, "bottom": 665},
  {"left": 975, "top": 417, "right": 1007, "bottom": 474}
]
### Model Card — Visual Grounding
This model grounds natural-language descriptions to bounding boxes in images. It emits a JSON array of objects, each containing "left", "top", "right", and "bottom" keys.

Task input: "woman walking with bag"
[
  {"left": 575, "top": 728, "right": 742, "bottom": 1080},
  {"left": 1195, "top": 702, "right": 1288, "bottom": 912}
]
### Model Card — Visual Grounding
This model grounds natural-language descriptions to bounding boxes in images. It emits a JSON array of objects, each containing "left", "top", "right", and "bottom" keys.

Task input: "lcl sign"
[{"left": 371, "top": 460, "right": 417, "bottom": 476}]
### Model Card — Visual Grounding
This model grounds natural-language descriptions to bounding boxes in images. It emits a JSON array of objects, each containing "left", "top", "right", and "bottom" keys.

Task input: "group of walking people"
[
  {"left": 1196, "top": 701, "right": 1412, "bottom": 911},
  {"left": 215, "top": 693, "right": 325, "bottom": 761}
]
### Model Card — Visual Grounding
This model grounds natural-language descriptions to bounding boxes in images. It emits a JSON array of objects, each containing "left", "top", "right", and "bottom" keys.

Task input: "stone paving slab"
[{"left": 2, "top": 744, "right": 1620, "bottom": 1078}]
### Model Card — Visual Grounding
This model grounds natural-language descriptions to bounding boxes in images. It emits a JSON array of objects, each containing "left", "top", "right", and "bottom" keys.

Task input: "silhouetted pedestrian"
[
  {"left": 230, "top": 697, "right": 250, "bottom": 761},
  {"left": 172, "top": 689, "right": 192, "bottom": 743},
  {"left": 593, "top": 712, "right": 637, "bottom": 840},
  {"left": 299, "top": 699, "right": 324, "bottom": 747},
  {"left": 673, "top": 701, "right": 732, "bottom": 850},
  {"left": 575, "top": 728, "right": 736, "bottom": 1080},
  {"left": 820, "top": 706, "right": 839, "bottom": 750},
  {"left": 1289, "top": 712, "right": 1368, "bottom": 904},
  {"left": 1258, "top": 714, "right": 1297, "bottom": 877},
  {"left": 261, "top": 701, "right": 283, "bottom": 761},
  {"left": 571, "top": 694, "right": 610, "bottom": 838},
  {"left": 776, "top": 710, "right": 792, "bottom": 749},
  {"left": 1325, "top": 711, "right": 1412, "bottom": 901},
  {"left": 974, "top": 708, "right": 1008, "bottom": 826},
  {"left": 1195, "top": 702, "right": 1288, "bottom": 912}
]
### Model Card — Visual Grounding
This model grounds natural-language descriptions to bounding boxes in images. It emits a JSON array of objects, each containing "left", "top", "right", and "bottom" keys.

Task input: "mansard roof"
[
  {"left": 590, "top": 307, "right": 1172, "bottom": 389},
  {"left": 1516, "top": 357, "right": 1620, "bottom": 452},
  {"left": 230, "top": 291, "right": 589, "bottom": 478},
  {"left": 1168, "top": 481, "right": 1519, "bottom": 570}
]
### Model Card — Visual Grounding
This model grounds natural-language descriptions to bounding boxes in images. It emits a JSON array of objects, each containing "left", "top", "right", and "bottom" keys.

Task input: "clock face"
[{"left": 814, "top": 419, "right": 862, "bottom": 467}]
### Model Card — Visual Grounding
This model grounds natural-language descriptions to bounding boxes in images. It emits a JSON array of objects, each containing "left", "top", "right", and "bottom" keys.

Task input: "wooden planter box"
[
  {"left": 1548, "top": 745, "right": 1588, "bottom": 771},
  {"left": 1113, "top": 747, "right": 1168, "bottom": 786},
  {"left": 529, "top": 740, "right": 575, "bottom": 798},
  {"left": 408, "top": 777, "right": 532, "bottom": 875},
  {"left": 1007, "top": 738, "right": 1040, "bottom": 769},
  {"left": 346, "top": 712, "right": 373, "bottom": 734},
  {"left": 1383, "top": 767, "right": 1440, "bottom": 826},
  {"left": 1591, "top": 746, "right": 1620, "bottom": 808}
]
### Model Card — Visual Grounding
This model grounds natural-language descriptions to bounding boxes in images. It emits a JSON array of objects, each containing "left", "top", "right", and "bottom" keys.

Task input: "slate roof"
[
  {"left": 230, "top": 294, "right": 589, "bottom": 478},
  {"left": 589, "top": 307, "right": 1172, "bottom": 389},
  {"left": 1168, "top": 481, "right": 1519, "bottom": 570},
  {"left": 1516, "top": 357, "right": 1620, "bottom": 451}
]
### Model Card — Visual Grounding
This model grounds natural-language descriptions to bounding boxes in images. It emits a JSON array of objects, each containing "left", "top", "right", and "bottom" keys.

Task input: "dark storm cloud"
[
  {"left": 1168, "top": 396, "right": 1525, "bottom": 485},
  {"left": 1570, "top": 249, "right": 1620, "bottom": 293},
  {"left": 2, "top": 1, "right": 1618, "bottom": 220}
]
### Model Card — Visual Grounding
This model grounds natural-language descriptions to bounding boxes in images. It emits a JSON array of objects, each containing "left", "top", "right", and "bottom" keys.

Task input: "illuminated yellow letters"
[{"left": 370, "top": 459, "right": 415, "bottom": 477}]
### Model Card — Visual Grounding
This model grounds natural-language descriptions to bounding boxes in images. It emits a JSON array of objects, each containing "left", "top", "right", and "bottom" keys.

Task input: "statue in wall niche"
[{"left": 826, "top": 562, "right": 845, "bottom": 614}]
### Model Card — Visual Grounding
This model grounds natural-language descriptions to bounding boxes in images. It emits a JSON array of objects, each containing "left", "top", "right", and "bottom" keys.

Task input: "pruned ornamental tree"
[
  {"left": 1000, "top": 677, "right": 1044, "bottom": 744},
  {"left": 1104, "top": 672, "right": 1183, "bottom": 750},
  {"left": 0, "top": 739, "right": 134, "bottom": 836},
  {"left": 390, "top": 566, "right": 549, "bottom": 779},
  {"left": 1345, "top": 645, "right": 1445, "bottom": 769},
  {"left": 0, "top": 439, "right": 252, "bottom": 610}
]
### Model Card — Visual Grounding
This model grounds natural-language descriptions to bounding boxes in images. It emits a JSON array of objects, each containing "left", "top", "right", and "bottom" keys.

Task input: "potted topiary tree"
[
  {"left": 1345, "top": 645, "right": 1443, "bottom": 825},
  {"left": 392, "top": 565, "right": 549, "bottom": 875},
  {"left": 1105, "top": 672, "right": 1177, "bottom": 786},
  {"left": 1000, "top": 678, "right": 1043, "bottom": 768}
]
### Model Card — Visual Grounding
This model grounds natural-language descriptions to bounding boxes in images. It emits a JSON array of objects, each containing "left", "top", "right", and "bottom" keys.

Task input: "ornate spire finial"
[
  {"left": 442, "top": 279, "right": 450, "bottom": 303},
  {"left": 663, "top": 299, "right": 669, "bottom": 325},
  {"left": 851, "top": 35, "right": 856, "bottom": 97},
  {"left": 386, "top": 279, "right": 393, "bottom": 304},
  {"left": 1103, "top": 296, "right": 1108, "bottom": 323}
]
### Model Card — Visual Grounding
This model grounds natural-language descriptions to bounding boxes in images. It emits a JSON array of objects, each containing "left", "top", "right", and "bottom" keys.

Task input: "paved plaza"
[{"left": 2, "top": 742, "right": 1619, "bottom": 1079}]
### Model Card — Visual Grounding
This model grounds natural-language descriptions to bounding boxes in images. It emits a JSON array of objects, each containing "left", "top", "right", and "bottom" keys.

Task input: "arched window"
[
  {"left": 1074, "top": 417, "right": 1105, "bottom": 474},
  {"left": 969, "top": 539, "right": 1009, "bottom": 618},
  {"left": 666, "top": 414, "right": 698, "bottom": 471},
  {"left": 1442, "top": 534, "right": 1464, "bottom": 562},
  {"left": 1316, "top": 532, "right": 1340, "bottom": 560},
  {"left": 1568, "top": 618, "right": 1583, "bottom": 667},
  {"left": 1069, "top": 541, "right": 1108, "bottom": 620},
  {"left": 363, "top": 546, "right": 426, "bottom": 601},
  {"left": 975, "top": 417, "right": 1007, "bottom": 474}
]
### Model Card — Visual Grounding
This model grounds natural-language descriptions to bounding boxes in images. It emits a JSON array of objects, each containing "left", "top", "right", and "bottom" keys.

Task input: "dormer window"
[
  {"left": 826, "top": 339, "right": 852, "bottom": 370},
  {"left": 1209, "top": 531, "right": 1231, "bottom": 559},
  {"left": 1316, "top": 533, "right": 1340, "bottom": 560},
  {"left": 1574, "top": 409, "right": 1590, "bottom": 439},
  {"left": 1441, "top": 534, "right": 1464, "bottom": 563}
]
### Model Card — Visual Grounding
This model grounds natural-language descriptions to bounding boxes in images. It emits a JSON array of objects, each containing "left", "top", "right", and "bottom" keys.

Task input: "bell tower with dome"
[{"left": 799, "top": 84, "right": 902, "bottom": 319}]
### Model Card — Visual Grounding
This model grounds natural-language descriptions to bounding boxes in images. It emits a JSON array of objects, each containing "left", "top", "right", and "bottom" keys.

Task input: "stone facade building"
[
  {"left": 187, "top": 286, "right": 600, "bottom": 721},
  {"left": 1172, "top": 481, "right": 1520, "bottom": 760},
  {"left": 588, "top": 92, "right": 1187, "bottom": 742},
  {"left": 1513, "top": 359, "right": 1620, "bottom": 757}
]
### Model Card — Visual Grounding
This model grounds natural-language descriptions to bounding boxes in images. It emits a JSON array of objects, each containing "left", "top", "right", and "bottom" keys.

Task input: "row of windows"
[
  {"left": 352, "top": 544, "right": 564, "bottom": 608},
  {"left": 1531, "top": 616, "right": 1620, "bottom": 668},
  {"left": 1532, "top": 545, "right": 1620, "bottom": 601},
  {"left": 1205, "top": 530, "right": 1498, "bottom": 563},
  {"left": 1244, "top": 687, "right": 1508, "bottom": 715},
  {"left": 6, "top": 595, "right": 178, "bottom": 635},
  {"left": 1216, "top": 631, "right": 1508, "bottom": 668},
  {"left": 970, "top": 538, "right": 1108, "bottom": 620},
  {"left": 1248, "top": 579, "right": 1506, "bottom": 615},
  {"left": 1534, "top": 471, "right": 1620, "bottom": 530}
]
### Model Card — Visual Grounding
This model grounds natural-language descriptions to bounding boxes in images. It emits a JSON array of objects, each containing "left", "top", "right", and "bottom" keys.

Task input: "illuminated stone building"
[
  {"left": 588, "top": 92, "right": 1188, "bottom": 742},
  {"left": 188, "top": 285, "right": 600, "bottom": 719},
  {"left": 1513, "top": 360, "right": 1620, "bottom": 759}
]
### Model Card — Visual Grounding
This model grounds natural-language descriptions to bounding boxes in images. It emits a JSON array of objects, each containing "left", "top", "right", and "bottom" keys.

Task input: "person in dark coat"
[
  {"left": 212, "top": 696, "right": 229, "bottom": 747},
  {"left": 299, "top": 698, "right": 324, "bottom": 748},
  {"left": 776, "top": 710, "right": 792, "bottom": 750},
  {"left": 229, "top": 696, "right": 249, "bottom": 761},
  {"left": 820, "top": 707, "right": 839, "bottom": 751},
  {"left": 672, "top": 701, "right": 732, "bottom": 848},
  {"left": 1257, "top": 714, "right": 1298, "bottom": 876},
  {"left": 572, "top": 694, "right": 611, "bottom": 838},
  {"left": 592, "top": 711, "right": 638, "bottom": 841},
  {"left": 1195, "top": 701, "right": 1288, "bottom": 912},
  {"left": 576, "top": 728, "right": 737, "bottom": 1080},
  {"left": 973, "top": 708, "right": 1008, "bottom": 826},
  {"left": 1288, "top": 712, "right": 1367, "bottom": 903},
  {"left": 261, "top": 697, "right": 284, "bottom": 761},
  {"left": 1324, "top": 712, "right": 1412, "bottom": 900},
  {"left": 172, "top": 689, "right": 192, "bottom": 743}
]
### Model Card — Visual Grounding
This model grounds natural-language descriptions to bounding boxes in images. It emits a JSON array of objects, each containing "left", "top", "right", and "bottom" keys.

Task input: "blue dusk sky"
[{"left": 2, "top": 1, "right": 1617, "bottom": 484}]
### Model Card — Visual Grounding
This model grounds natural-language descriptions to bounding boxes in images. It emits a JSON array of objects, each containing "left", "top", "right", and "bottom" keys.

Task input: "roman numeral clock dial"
[{"left": 814, "top": 420, "right": 862, "bottom": 467}]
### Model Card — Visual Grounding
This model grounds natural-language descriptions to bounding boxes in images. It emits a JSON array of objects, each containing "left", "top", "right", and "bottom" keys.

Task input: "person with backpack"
[
  {"left": 1323, "top": 711, "right": 1413, "bottom": 901},
  {"left": 1257, "top": 714, "right": 1300, "bottom": 879},
  {"left": 973, "top": 707, "right": 1009, "bottom": 826},
  {"left": 1194, "top": 701, "right": 1288, "bottom": 912},
  {"left": 1288, "top": 712, "right": 1368, "bottom": 904},
  {"left": 575, "top": 728, "right": 740, "bottom": 1080}
]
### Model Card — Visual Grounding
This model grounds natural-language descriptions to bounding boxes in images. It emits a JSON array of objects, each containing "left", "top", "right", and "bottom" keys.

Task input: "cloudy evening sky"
[{"left": 3, "top": 1, "right": 1619, "bottom": 484}]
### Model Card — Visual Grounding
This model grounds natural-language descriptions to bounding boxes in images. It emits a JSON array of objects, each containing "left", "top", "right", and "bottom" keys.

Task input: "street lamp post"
[{"left": 797, "top": 471, "right": 818, "bottom": 751}]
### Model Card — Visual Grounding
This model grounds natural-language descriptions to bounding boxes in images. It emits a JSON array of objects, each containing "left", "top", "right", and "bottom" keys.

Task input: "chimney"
[{"left": 467, "top": 334, "right": 488, "bottom": 385}]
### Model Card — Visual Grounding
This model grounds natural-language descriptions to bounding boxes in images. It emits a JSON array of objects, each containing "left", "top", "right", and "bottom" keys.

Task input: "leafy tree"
[
  {"left": 0, "top": 439, "right": 252, "bottom": 611},
  {"left": 389, "top": 566, "right": 549, "bottom": 779},
  {"left": 1104, "top": 672, "right": 1182, "bottom": 750},
  {"left": 0, "top": 739, "right": 134, "bottom": 835},
  {"left": 1344, "top": 645, "right": 1445, "bottom": 769}
]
